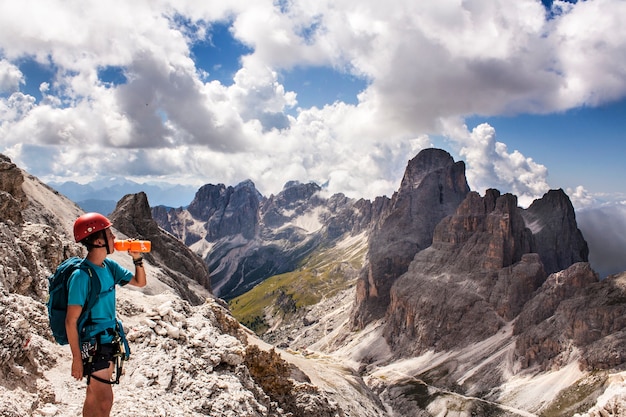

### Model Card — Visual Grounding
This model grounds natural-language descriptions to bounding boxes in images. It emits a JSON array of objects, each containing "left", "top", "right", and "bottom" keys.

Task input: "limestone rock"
[
  {"left": 352, "top": 148, "right": 470, "bottom": 327},
  {"left": 187, "top": 180, "right": 262, "bottom": 240},
  {"left": 514, "top": 264, "right": 626, "bottom": 371},
  {"left": 382, "top": 188, "right": 586, "bottom": 356},
  {"left": 0, "top": 154, "right": 27, "bottom": 224}
]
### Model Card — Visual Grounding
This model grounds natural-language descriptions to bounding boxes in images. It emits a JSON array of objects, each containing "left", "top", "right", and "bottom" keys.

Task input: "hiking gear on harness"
[{"left": 82, "top": 320, "right": 130, "bottom": 385}]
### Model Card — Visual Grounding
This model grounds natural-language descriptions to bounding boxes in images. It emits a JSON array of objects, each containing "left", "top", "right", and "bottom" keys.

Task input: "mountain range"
[
  {"left": 48, "top": 178, "right": 198, "bottom": 214},
  {"left": 2, "top": 149, "right": 626, "bottom": 416}
]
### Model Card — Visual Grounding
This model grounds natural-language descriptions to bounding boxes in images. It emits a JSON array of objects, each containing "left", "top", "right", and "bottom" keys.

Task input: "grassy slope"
[{"left": 229, "top": 233, "right": 368, "bottom": 334}]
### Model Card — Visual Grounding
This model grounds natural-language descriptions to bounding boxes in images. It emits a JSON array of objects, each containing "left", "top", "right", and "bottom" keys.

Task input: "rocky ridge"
[
  {"left": 0, "top": 153, "right": 382, "bottom": 417},
  {"left": 221, "top": 149, "right": 626, "bottom": 415},
  {"left": 153, "top": 178, "right": 389, "bottom": 300},
  {"left": 5, "top": 147, "right": 626, "bottom": 416}
]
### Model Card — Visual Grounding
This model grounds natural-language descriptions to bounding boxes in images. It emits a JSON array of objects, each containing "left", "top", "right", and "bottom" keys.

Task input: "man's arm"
[
  {"left": 127, "top": 252, "right": 147, "bottom": 287},
  {"left": 65, "top": 305, "right": 84, "bottom": 380}
]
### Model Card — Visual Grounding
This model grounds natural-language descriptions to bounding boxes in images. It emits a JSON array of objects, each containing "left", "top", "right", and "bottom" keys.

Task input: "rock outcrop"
[
  {"left": 0, "top": 154, "right": 84, "bottom": 299},
  {"left": 382, "top": 187, "right": 590, "bottom": 357},
  {"left": 110, "top": 192, "right": 211, "bottom": 305},
  {"left": 522, "top": 188, "right": 589, "bottom": 274},
  {"left": 352, "top": 149, "right": 470, "bottom": 326},
  {"left": 187, "top": 180, "right": 262, "bottom": 242},
  {"left": 514, "top": 263, "right": 626, "bottom": 371},
  {"left": 0, "top": 154, "right": 28, "bottom": 224}
]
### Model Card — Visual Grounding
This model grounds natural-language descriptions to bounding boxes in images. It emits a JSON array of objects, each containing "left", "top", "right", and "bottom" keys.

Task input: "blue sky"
[
  {"left": 191, "top": 21, "right": 368, "bottom": 111},
  {"left": 1, "top": 0, "right": 625, "bottom": 212},
  {"left": 466, "top": 97, "right": 626, "bottom": 198}
]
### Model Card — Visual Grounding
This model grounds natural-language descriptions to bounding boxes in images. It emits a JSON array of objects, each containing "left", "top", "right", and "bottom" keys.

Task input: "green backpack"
[{"left": 47, "top": 257, "right": 101, "bottom": 345}]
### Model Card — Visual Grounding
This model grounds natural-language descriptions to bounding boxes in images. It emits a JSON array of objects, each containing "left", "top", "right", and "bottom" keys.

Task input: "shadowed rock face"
[
  {"left": 187, "top": 180, "right": 263, "bottom": 242},
  {"left": 522, "top": 188, "right": 589, "bottom": 274},
  {"left": 352, "top": 149, "right": 470, "bottom": 327},
  {"left": 379, "top": 187, "right": 592, "bottom": 359},
  {"left": 514, "top": 263, "right": 626, "bottom": 371}
]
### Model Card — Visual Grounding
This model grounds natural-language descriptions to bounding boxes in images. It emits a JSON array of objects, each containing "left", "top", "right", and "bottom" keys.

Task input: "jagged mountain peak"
[
  {"left": 398, "top": 147, "right": 460, "bottom": 192},
  {"left": 235, "top": 178, "right": 258, "bottom": 190},
  {"left": 352, "top": 149, "right": 470, "bottom": 326},
  {"left": 523, "top": 188, "right": 589, "bottom": 274},
  {"left": 277, "top": 180, "right": 321, "bottom": 201}
]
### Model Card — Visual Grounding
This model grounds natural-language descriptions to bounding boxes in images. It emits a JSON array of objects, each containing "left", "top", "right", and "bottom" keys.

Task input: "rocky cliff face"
[
  {"left": 0, "top": 154, "right": 84, "bottom": 300},
  {"left": 352, "top": 148, "right": 470, "bottom": 327},
  {"left": 522, "top": 188, "right": 589, "bottom": 274},
  {"left": 376, "top": 183, "right": 626, "bottom": 385},
  {"left": 0, "top": 154, "right": 380, "bottom": 417},
  {"left": 153, "top": 179, "right": 388, "bottom": 299},
  {"left": 0, "top": 154, "right": 28, "bottom": 224},
  {"left": 187, "top": 180, "right": 262, "bottom": 241},
  {"left": 514, "top": 262, "right": 626, "bottom": 371},
  {"left": 381, "top": 188, "right": 590, "bottom": 355}
]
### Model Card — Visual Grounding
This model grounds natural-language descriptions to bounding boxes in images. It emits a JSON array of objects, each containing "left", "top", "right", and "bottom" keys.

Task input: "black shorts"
[{"left": 83, "top": 342, "right": 118, "bottom": 373}]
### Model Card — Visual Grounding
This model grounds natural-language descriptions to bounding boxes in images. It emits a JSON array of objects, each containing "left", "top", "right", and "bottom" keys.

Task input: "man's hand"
[{"left": 71, "top": 356, "right": 84, "bottom": 380}]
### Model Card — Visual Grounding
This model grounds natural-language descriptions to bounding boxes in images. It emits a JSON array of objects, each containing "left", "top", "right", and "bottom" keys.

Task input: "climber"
[{"left": 66, "top": 212, "right": 147, "bottom": 417}]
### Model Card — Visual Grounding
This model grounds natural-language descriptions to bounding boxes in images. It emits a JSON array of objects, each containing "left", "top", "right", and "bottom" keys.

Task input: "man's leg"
[{"left": 83, "top": 363, "right": 114, "bottom": 417}]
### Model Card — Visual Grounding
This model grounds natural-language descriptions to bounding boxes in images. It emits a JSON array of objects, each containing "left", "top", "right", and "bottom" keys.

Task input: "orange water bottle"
[{"left": 114, "top": 239, "right": 152, "bottom": 252}]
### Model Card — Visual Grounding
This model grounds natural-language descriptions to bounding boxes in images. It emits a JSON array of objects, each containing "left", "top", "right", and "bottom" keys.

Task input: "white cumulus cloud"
[{"left": 0, "top": 0, "right": 625, "bottom": 205}]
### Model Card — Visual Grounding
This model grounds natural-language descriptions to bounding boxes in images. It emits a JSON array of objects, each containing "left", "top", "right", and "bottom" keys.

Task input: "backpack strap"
[
  {"left": 76, "top": 261, "right": 102, "bottom": 342},
  {"left": 89, "top": 374, "right": 116, "bottom": 385}
]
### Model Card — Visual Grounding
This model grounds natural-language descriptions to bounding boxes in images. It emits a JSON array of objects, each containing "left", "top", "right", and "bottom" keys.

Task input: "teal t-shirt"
[{"left": 67, "top": 258, "right": 133, "bottom": 343}]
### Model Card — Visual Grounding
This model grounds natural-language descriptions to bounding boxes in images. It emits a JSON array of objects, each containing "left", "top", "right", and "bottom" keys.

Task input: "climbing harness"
[{"left": 83, "top": 319, "right": 130, "bottom": 385}]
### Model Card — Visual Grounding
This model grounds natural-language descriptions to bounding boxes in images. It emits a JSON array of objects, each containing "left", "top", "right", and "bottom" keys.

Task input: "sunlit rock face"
[{"left": 153, "top": 178, "right": 387, "bottom": 300}]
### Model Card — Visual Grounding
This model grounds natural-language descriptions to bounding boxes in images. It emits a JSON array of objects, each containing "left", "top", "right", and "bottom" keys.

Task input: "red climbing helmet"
[{"left": 73, "top": 212, "right": 112, "bottom": 242}]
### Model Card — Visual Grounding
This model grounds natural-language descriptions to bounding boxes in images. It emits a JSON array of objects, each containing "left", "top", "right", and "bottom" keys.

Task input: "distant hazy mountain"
[
  {"left": 48, "top": 178, "right": 198, "bottom": 208},
  {"left": 75, "top": 199, "right": 117, "bottom": 216}
]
